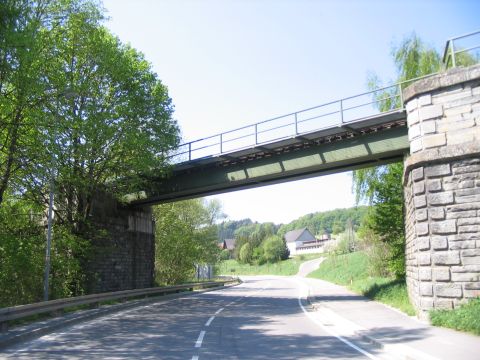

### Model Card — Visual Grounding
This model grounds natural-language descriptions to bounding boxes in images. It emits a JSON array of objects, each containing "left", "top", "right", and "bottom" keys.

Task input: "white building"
[{"left": 285, "top": 228, "right": 330, "bottom": 256}]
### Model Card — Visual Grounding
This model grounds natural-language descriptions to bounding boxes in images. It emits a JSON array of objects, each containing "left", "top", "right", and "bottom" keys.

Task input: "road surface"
[{"left": 1, "top": 276, "right": 388, "bottom": 360}]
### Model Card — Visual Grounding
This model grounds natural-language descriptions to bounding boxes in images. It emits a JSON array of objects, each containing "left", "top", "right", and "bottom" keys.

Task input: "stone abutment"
[{"left": 403, "top": 64, "right": 480, "bottom": 317}]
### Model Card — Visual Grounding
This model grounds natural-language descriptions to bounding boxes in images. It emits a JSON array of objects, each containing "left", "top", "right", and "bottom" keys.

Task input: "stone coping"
[
  {"left": 403, "top": 64, "right": 480, "bottom": 103},
  {"left": 403, "top": 141, "right": 480, "bottom": 183}
]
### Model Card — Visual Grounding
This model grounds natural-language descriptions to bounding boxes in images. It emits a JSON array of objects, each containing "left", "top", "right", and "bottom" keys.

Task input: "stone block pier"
[{"left": 403, "top": 64, "right": 480, "bottom": 316}]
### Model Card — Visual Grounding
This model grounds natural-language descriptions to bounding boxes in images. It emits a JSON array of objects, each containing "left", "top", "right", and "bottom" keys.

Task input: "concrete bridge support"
[{"left": 403, "top": 65, "right": 480, "bottom": 317}]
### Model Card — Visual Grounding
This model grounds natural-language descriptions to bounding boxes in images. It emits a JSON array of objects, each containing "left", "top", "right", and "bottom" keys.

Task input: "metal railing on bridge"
[
  {"left": 168, "top": 79, "right": 412, "bottom": 164},
  {"left": 443, "top": 29, "right": 480, "bottom": 68},
  {"left": 168, "top": 29, "right": 480, "bottom": 165}
]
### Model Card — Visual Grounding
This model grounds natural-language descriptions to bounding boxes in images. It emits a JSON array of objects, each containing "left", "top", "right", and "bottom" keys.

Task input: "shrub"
[
  {"left": 239, "top": 243, "right": 253, "bottom": 264},
  {"left": 262, "top": 235, "right": 289, "bottom": 263}
]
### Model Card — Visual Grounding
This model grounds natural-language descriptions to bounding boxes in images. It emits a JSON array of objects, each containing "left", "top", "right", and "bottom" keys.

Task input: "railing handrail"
[
  {"left": 0, "top": 279, "right": 238, "bottom": 325},
  {"left": 168, "top": 31, "right": 480, "bottom": 164},
  {"left": 443, "top": 29, "right": 480, "bottom": 67},
  {"left": 169, "top": 72, "right": 437, "bottom": 162}
]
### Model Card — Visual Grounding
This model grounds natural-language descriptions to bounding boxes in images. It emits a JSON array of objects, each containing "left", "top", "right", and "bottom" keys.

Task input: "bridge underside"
[{"left": 134, "top": 114, "right": 409, "bottom": 206}]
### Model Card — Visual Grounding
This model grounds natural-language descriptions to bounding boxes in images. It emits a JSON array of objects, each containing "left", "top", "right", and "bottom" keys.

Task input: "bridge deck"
[{"left": 132, "top": 108, "right": 408, "bottom": 205}]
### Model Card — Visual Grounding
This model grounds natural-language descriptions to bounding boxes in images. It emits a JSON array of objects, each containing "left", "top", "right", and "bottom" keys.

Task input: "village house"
[
  {"left": 284, "top": 228, "right": 331, "bottom": 256},
  {"left": 219, "top": 238, "right": 236, "bottom": 251}
]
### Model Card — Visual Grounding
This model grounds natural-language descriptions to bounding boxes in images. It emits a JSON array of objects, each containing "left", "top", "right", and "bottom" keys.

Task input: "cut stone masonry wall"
[
  {"left": 403, "top": 64, "right": 480, "bottom": 316},
  {"left": 87, "top": 193, "right": 155, "bottom": 293}
]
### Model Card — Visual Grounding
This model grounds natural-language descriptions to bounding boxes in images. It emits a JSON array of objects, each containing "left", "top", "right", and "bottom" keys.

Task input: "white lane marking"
[
  {"left": 214, "top": 307, "right": 224, "bottom": 315},
  {"left": 191, "top": 356, "right": 199, "bottom": 360},
  {"left": 195, "top": 330, "right": 206, "bottom": 348},
  {"left": 205, "top": 316, "right": 215, "bottom": 326},
  {"left": 295, "top": 280, "right": 379, "bottom": 360}
]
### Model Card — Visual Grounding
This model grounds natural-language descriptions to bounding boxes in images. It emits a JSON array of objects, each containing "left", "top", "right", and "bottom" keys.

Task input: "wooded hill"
[{"left": 217, "top": 206, "right": 369, "bottom": 241}]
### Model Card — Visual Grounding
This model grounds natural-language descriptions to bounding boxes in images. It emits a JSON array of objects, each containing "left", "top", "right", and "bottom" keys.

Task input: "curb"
[{"left": 0, "top": 282, "right": 239, "bottom": 351}]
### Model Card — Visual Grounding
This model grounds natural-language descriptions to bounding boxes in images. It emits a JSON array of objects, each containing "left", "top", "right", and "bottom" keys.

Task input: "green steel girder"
[{"left": 136, "top": 126, "right": 409, "bottom": 205}]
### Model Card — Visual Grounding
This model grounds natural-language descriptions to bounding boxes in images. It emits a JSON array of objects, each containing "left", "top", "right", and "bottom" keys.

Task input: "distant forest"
[{"left": 217, "top": 206, "right": 369, "bottom": 241}]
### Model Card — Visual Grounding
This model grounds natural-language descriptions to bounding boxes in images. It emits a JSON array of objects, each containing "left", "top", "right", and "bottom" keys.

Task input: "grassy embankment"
[
  {"left": 308, "top": 251, "right": 415, "bottom": 315},
  {"left": 217, "top": 254, "right": 321, "bottom": 276},
  {"left": 430, "top": 298, "right": 480, "bottom": 335}
]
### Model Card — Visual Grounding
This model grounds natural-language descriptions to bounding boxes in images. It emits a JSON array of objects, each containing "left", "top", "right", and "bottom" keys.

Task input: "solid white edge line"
[
  {"left": 205, "top": 316, "right": 215, "bottom": 327},
  {"left": 195, "top": 330, "right": 206, "bottom": 348},
  {"left": 296, "top": 281, "right": 379, "bottom": 360}
]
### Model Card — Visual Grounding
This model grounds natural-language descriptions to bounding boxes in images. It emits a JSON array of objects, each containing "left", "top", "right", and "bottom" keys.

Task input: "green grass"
[
  {"left": 308, "top": 251, "right": 415, "bottom": 315},
  {"left": 216, "top": 254, "right": 322, "bottom": 276},
  {"left": 430, "top": 298, "right": 480, "bottom": 335}
]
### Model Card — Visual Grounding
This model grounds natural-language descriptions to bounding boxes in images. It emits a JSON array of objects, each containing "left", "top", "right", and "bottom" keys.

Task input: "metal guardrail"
[
  {"left": 443, "top": 29, "right": 480, "bottom": 68},
  {"left": 0, "top": 279, "right": 238, "bottom": 331}
]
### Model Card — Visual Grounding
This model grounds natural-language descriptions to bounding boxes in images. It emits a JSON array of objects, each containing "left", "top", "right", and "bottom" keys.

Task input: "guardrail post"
[
  {"left": 255, "top": 124, "right": 258, "bottom": 145},
  {"left": 188, "top": 143, "right": 192, "bottom": 161},
  {"left": 220, "top": 133, "right": 223, "bottom": 153}
]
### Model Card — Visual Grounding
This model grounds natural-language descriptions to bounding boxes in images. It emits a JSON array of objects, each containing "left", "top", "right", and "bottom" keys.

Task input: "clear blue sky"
[{"left": 102, "top": 0, "right": 479, "bottom": 224}]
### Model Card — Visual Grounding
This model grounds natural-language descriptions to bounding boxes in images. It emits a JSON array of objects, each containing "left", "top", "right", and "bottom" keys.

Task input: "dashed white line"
[
  {"left": 195, "top": 330, "right": 206, "bottom": 348},
  {"left": 214, "top": 307, "right": 224, "bottom": 315},
  {"left": 191, "top": 356, "right": 199, "bottom": 360},
  {"left": 205, "top": 316, "right": 215, "bottom": 327}
]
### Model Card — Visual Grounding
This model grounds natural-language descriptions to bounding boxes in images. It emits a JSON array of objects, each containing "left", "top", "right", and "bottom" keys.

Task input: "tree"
[
  {"left": 34, "top": 3, "right": 179, "bottom": 229},
  {"left": 154, "top": 198, "right": 222, "bottom": 285},
  {"left": 262, "top": 235, "right": 289, "bottom": 263},
  {"left": 239, "top": 242, "right": 253, "bottom": 264},
  {"left": 0, "top": 0, "right": 56, "bottom": 206},
  {"left": 0, "top": 0, "right": 181, "bottom": 303},
  {"left": 353, "top": 33, "right": 442, "bottom": 277}
]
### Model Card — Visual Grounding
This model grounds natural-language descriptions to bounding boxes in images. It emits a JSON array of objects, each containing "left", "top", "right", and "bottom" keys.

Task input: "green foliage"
[
  {"left": 277, "top": 207, "right": 368, "bottom": 237},
  {"left": 217, "top": 218, "right": 253, "bottom": 240},
  {"left": 154, "top": 199, "right": 221, "bottom": 285},
  {"left": 262, "top": 235, "right": 289, "bottom": 263},
  {"left": 430, "top": 298, "right": 480, "bottom": 335},
  {"left": 49, "top": 224, "right": 91, "bottom": 299},
  {"left": 0, "top": 197, "right": 90, "bottom": 307},
  {"left": 357, "top": 220, "right": 391, "bottom": 277},
  {"left": 219, "top": 249, "right": 231, "bottom": 261},
  {"left": 353, "top": 34, "right": 443, "bottom": 278},
  {"left": 0, "top": 0, "right": 180, "bottom": 305},
  {"left": 392, "top": 33, "right": 441, "bottom": 83},
  {"left": 239, "top": 243, "right": 253, "bottom": 264},
  {"left": 308, "top": 252, "right": 415, "bottom": 315}
]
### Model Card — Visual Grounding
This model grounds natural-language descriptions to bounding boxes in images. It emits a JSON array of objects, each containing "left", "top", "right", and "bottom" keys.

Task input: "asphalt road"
[{"left": 1, "top": 276, "right": 387, "bottom": 360}]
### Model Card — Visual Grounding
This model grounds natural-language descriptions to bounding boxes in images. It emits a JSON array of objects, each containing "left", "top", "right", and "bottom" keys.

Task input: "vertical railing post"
[
  {"left": 188, "top": 143, "right": 191, "bottom": 161},
  {"left": 339, "top": 99, "right": 344, "bottom": 125},
  {"left": 398, "top": 83, "right": 404, "bottom": 109},
  {"left": 451, "top": 39, "right": 456, "bottom": 68},
  {"left": 220, "top": 133, "right": 223, "bottom": 154},
  {"left": 294, "top": 113, "right": 298, "bottom": 136},
  {"left": 255, "top": 124, "right": 258, "bottom": 145}
]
